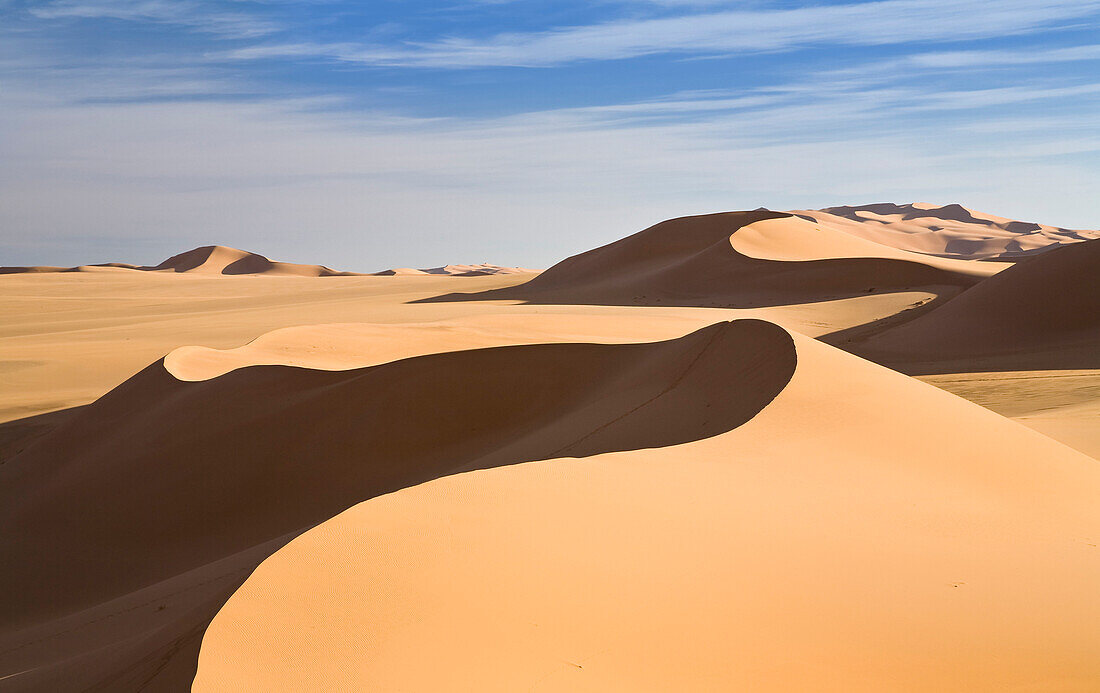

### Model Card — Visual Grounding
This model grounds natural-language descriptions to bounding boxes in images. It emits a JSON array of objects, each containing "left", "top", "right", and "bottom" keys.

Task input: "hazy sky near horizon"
[{"left": 2, "top": 0, "right": 1099, "bottom": 270}]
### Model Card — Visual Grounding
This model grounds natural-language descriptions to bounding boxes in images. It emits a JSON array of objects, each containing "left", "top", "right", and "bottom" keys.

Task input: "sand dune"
[
  {"left": 149, "top": 245, "right": 359, "bottom": 276},
  {"left": 848, "top": 238, "right": 1100, "bottom": 370},
  {"left": 0, "top": 320, "right": 795, "bottom": 689},
  {"left": 2, "top": 250, "right": 538, "bottom": 278},
  {"left": 429, "top": 210, "right": 984, "bottom": 308},
  {"left": 193, "top": 326, "right": 1100, "bottom": 692},
  {"left": 730, "top": 215, "right": 1001, "bottom": 277},
  {"left": 0, "top": 270, "right": 938, "bottom": 426},
  {"left": 373, "top": 263, "right": 538, "bottom": 276},
  {"left": 797, "top": 202, "right": 1099, "bottom": 260},
  {"left": 3, "top": 203, "right": 1098, "bottom": 691},
  {"left": 0, "top": 245, "right": 363, "bottom": 277}
]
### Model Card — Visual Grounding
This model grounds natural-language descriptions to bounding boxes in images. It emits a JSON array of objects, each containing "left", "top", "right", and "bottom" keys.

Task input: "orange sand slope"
[
  {"left": 798, "top": 202, "right": 1099, "bottom": 260},
  {"left": 0, "top": 245, "right": 364, "bottom": 277},
  {"left": 0, "top": 321, "right": 794, "bottom": 690},
  {"left": 429, "top": 210, "right": 987, "bottom": 309},
  {"left": 194, "top": 326, "right": 1100, "bottom": 692}
]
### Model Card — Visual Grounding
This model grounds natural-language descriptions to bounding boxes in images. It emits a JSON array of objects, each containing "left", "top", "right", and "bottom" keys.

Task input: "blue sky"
[{"left": 2, "top": 0, "right": 1099, "bottom": 269}]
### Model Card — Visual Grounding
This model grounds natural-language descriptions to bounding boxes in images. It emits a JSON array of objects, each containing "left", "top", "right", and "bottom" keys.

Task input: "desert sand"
[{"left": 1, "top": 203, "right": 1098, "bottom": 691}]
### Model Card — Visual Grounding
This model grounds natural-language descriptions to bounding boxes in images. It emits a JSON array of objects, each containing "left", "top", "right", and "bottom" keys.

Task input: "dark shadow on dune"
[
  {"left": 0, "top": 407, "right": 89, "bottom": 463},
  {"left": 413, "top": 210, "right": 981, "bottom": 310},
  {"left": 221, "top": 254, "right": 276, "bottom": 275},
  {"left": 825, "top": 238, "right": 1100, "bottom": 375},
  {"left": 0, "top": 319, "right": 795, "bottom": 690}
]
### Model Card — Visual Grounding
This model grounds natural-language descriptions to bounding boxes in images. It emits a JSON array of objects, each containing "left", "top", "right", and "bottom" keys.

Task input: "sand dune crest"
[
  {"left": 0, "top": 320, "right": 794, "bottom": 689},
  {"left": 193, "top": 327, "right": 1100, "bottom": 692},
  {"left": 427, "top": 210, "right": 983, "bottom": 309}
]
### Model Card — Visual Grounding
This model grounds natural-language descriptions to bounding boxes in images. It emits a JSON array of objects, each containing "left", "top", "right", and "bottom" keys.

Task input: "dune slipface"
[
  {"left": 426, "top": 210, "right": 983, "bottom": 309},
  {"left": 0, "top": 320, "right": 794, "bottom": 690},
  {"left": 851, "top": 237, "right": 1100, "bottom": 370},
  {"left": 193, "top": 327, "right": 1100, "bottom": 692}
]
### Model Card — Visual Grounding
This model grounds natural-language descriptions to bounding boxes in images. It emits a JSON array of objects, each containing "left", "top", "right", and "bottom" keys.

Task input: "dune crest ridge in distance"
[
  {"left": 372, "top": 263, "right": 539, "bottom": 276},
  {"left": 424, "top": 210, "right": 985, "bottom": 309},
  {"left": 796, "top": 202, "right": 1099, "bottom": 260},
  {"left": 0, "top": 320, "right": 795, "bottom": 690},
  {"left": 193, "top": 327, "right": 1100, "bottom": 692},
  {"left": 0, "top": 245, "right": 364, "bottom": 276}
]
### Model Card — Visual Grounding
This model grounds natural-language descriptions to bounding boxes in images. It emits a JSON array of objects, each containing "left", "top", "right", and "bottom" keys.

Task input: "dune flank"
[
  {"left": 848, "top": 238, "right": 1100, "bottom": 371},
  {"left": 0, "top": 320, "right": 794, "bottom": 689},
  {"left": 426, "top": 210, "right": 983, "bottom": 309},
  {"left": 193, "top": 327, "right": 1100, "bottom": 692}
]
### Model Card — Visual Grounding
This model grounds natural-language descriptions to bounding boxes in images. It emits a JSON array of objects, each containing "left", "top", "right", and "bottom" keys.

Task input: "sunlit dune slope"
[
  {"left": 729, "top": 215, "right": 1001, "bottom": 276},
  {"left": 798, "top": 202, "right": 1099, "bottom": 260},
  {"left": 194, "top": 327, "right": 1100, "bottom": 692},
  {"left": 427, "top": 210, "right": 984, "bottom": 308}
]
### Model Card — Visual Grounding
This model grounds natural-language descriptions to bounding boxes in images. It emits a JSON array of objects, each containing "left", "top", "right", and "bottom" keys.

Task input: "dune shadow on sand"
[{"left": 0, "top": 319, "right": 795, "bottom": 690}]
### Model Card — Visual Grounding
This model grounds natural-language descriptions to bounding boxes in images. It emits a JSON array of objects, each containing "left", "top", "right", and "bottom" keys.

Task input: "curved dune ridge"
[
  {"left": 798, "top": 202, "right": 1099, "bottom": 260},
  {"left": 0, "top": 320, "right": 795, "bottom": 690},
  {"left": 428, "top": 210, "right": 986, "bottom": 309},
  {"left": 729, "top": 216, "right": 1002, "bottom": 277},
  {"left": 193, "top": 327, "right": 1100, "bottom": 692},
  {"left": 854, "top": 238, "right": 1100, "bottom": 365},
  {"left": 163, "top": 317, "right": 750, "bottom": 382}
]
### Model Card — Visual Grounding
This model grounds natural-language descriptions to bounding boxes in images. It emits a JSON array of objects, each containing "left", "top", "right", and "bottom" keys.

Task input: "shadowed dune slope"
[
  {"left": 423, "top": 210, "right": 982, "bottom": 308},
  {"left": 851, "top": 238, "right": 1100, "bottom": 369},
  {"left": 0, "top": 320, "right": 794, "bottom": 687},
  {"left": 194, "top": 327, "right": 1100, "bottom": 692}
]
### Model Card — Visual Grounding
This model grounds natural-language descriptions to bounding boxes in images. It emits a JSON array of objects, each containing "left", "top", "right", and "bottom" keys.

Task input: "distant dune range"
[
  {"left": 1, "top": 202, "right": 1099, "bottom": 691},
  {"left": 0, "top": 244, "right": 535, "bottom": 277},
  {"left": 800, "top": 202, "right": 1099, "bottom": 260}
]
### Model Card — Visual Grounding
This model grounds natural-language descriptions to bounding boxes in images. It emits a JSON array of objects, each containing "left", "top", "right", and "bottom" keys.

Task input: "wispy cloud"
[
  {"left": 221, "top": 0, "right": 1100, "bottom": 67},
  {"left": 4, "top": 0, "right": 1099, "bottom": 268},
  {"left": 29, "top": 0, "right": 279, "bottom": 38}
]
